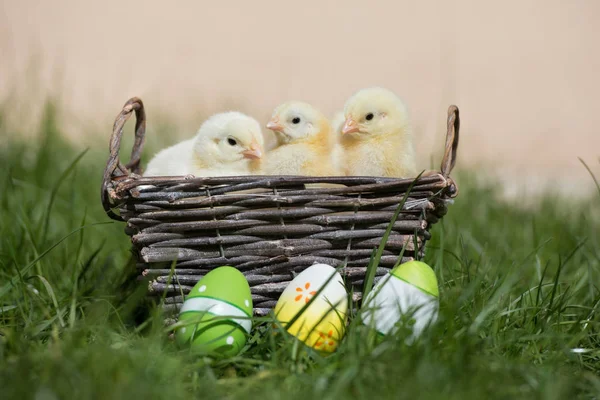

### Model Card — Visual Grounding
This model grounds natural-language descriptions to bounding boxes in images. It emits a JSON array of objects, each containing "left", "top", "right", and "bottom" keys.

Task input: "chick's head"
[
  {"left": 195, "top": 112, "right": 264, "bottom": 164},
  {"left": 342, "top": 87, "right": 409, "bottom": 138},
  {"left": 266, "top": 101, "right": 329, "bottom": 145}
]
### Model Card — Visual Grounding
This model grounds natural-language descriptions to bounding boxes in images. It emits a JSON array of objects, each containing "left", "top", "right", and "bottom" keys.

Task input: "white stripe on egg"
[{"left": 180, "top": 297, "right": 252, "bottom": 334}]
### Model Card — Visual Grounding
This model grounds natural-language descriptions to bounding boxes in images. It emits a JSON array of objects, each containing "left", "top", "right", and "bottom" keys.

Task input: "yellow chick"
[
  {"left": 340, "top": 87, "right": 417, "bottom": 178},
  {"left": 143, "top": 112, "right": 264, "bottom": 177},
  {"left": 263, "top": 101, "right": 341, "bottom": 176}
]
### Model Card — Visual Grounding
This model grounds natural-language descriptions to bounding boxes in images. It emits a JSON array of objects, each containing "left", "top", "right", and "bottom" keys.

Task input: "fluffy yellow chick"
[
  {"left": 340, "top": 87, "right": 417, "bottom": 178},
  {"left": 262, "top": 101, "right": 341, "bottom": 176},
  {"left": 143, "top": 112, "right": 264, "bottom": 177}
]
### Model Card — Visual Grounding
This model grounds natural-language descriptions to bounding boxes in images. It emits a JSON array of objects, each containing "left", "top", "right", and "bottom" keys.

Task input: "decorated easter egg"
[
  {"left": 362, "top": 260, "right": 439, "bottom": 340},
  {"left": 274, "top": 263, "right": 348, "bottom": 353},
  {"left": 175, "top": 266, "right": 253, "bottom": 357}
]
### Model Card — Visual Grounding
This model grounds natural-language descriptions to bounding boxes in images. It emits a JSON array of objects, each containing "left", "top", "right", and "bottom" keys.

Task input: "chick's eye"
[
  {"left": 292, "top": 117, "right": 301, "bottom": 124},
  {"left": 365, "top": 113, "right": 374, "bottom": 121},
  {"left": 227, "top": 138, "right": 237, "bottom": 146}
]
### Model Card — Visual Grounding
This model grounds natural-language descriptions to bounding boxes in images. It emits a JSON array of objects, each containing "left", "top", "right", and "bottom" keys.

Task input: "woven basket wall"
[{"left": 101, "top": 97, "right": 460, "bottom": 316}]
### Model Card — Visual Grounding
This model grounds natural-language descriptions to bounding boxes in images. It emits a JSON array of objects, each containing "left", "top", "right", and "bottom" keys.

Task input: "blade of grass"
[
  {"left": 75, "top": 207, "right": 88, "bottom": 266},
  {"left": 69, "top": 270, "right": 78, "bottom": 329},
  {"left": 41, "top": 148, "right": 89, "bottom": 240},
  {"left": 548, "top": 240, "right": 586, "bottom": 311},
  {"left": 0, "top": 222, "right": 112, "bottom": 298},
  {"left": 29, "top": 274, "right": 66, "bottom": 327},
  {"left": 362, "top": 171, "right": 424, "bottom": 300},
  {"left": 579, "top": 157, "right": 600, "bottom": 198}
]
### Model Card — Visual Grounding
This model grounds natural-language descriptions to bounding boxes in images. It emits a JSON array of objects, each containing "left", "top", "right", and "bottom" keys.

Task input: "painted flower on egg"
[{"left": 294, "top": 281, "right": 317, "bottom": 303}]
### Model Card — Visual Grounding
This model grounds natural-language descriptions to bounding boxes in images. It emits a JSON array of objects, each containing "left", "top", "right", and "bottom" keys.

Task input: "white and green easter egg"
[
  {"left": 175, "top": 266, "right": 253, "bottom": 357},
  {"left": 274, "top": 263, "right": 348, "bottom": 353},
  {"left": 362, "top": 260, "right": 439, "bottom": 340}
]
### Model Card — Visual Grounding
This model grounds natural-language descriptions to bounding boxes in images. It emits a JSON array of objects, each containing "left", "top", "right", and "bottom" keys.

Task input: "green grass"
[{"left": 1, "top": 101, "right": 599, "bottom": 399}]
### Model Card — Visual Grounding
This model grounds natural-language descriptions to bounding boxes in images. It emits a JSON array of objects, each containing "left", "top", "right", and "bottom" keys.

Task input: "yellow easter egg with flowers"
[{"left": 273, "top": 263, "right": 348, "bottom": 353}]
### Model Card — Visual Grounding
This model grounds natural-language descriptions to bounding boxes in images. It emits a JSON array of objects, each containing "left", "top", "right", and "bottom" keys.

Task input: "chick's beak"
[
  {"left": 342, "top": 118, "right": 359, "bottom": 135},
  {"left": 242, "top": 141, "right": 262, "bottom": 160},
  {"left": 266, "top": 117, "right": 284, "bottom": 132}
]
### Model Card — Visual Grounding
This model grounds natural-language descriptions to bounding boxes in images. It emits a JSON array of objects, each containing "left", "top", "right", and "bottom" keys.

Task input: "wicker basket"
[{"left": 101, "top": 97, "right": 460, "bottom": 316}]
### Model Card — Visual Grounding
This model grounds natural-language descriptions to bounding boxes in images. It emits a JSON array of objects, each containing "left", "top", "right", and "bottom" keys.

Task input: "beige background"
[{"left": 1, "top": 0, "right": 599, "bottom": 195}]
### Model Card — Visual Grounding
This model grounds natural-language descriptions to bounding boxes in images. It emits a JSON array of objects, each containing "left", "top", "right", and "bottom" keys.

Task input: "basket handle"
[
  {"left": 440, "top": 105, "right": 460, "bottom": 177},
  {"left": 101, "top": 97, "right": 146, "bottom": 220}
]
